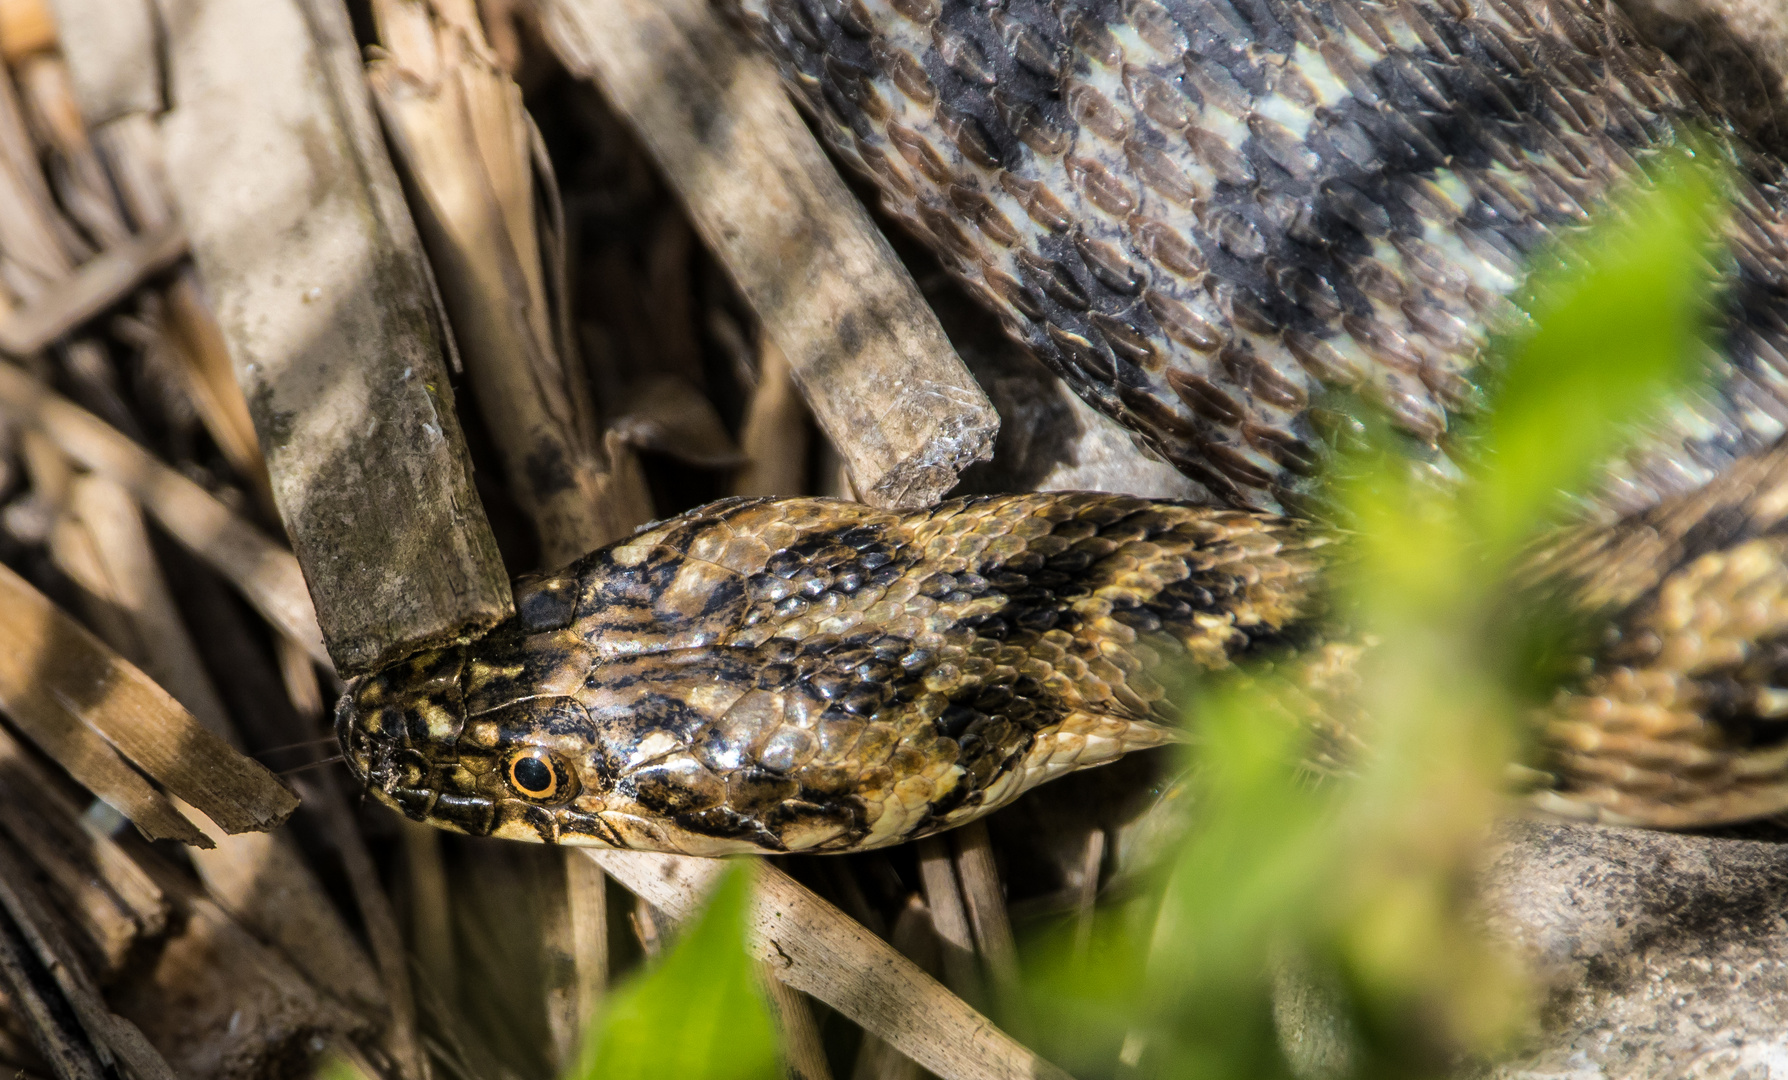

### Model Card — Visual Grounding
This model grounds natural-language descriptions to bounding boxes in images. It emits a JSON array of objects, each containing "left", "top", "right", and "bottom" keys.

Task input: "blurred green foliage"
[
  {"left": 569, "top": 862, "right": 779, "bottom": 1080},
  {"left": 1017, "top": 143, "right": 1729, "bottom": 1080}
]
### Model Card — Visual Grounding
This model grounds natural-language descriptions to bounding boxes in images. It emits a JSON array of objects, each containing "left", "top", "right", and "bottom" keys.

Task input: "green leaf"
[
  {"left": 570, "top": 861, "right": 780, "bottom": 1080},
  {"left": 1471, "top": 142, "right": 1728, "bottom": 555}
]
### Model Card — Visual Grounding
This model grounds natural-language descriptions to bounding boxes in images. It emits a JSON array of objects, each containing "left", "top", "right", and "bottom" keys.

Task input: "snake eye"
[{"left": 505, "top": 749, "right": 576, "bottom": 802}]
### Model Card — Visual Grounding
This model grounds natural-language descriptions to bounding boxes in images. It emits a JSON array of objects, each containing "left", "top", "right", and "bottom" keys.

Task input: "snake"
[{"left": 337, "top": 0, "right": 1788, "bottom": 854}]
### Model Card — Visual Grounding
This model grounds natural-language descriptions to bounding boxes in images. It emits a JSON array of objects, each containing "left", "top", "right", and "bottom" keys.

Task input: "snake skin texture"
[
  {"left": 731, "top": 0, "right": 1788, "bottom": 518},
  {"left": 338, "top": 494, "right": 1329, "bottom": 853},
  {"left": 337, "top": 459, "right": 1788, "bottom": 851},
  {"left": 1523, "top": 440, "right": 1788, "bottom": 826}
]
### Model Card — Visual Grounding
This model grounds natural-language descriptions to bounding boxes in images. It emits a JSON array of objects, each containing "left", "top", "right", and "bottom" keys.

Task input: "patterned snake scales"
[{"left": 338, "top": 0, "right": 1788, "bottom": 854}]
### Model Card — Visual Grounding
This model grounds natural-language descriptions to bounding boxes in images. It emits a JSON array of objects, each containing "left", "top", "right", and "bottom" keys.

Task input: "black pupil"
[{"left": 512, "top": 755, "right": 554, "bottom": 794}]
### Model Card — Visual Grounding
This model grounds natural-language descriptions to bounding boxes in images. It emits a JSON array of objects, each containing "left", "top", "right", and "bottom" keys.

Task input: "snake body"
[
  {"left": 338, "top": 0, "right": 1788, "bottom": 852},
  {"left": 337, "top": 454, "right": 1788, "bottom": 851},
  {"left": 733, "top": 0, "right": 1788, "bottom": 518}
]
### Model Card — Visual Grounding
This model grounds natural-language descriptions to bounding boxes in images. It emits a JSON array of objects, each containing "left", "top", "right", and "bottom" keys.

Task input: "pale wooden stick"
[
  {"left": 588, "top": 851, "right": 1073, "bottom": 1080},
  {"left": 537, "top": 0, "right": 998, "bottom": 508},
  {"left": 849, "top": 896, "right": 934, "bottom": 1080},
  {"left": 156, "top": 0, "right": 512, "bottom": 674},
  {"left": 0, "top": 359, "right": 327, "bottom": 664}
]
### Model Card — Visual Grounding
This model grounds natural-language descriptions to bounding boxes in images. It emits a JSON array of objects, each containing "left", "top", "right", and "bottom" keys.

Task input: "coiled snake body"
[{"left": 338, "top": 0, "right": 1788, "bottom": 853}]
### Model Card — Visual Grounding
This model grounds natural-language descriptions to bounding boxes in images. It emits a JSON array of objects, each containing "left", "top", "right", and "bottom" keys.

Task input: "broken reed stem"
[
  {"left": 294, "top": 774, "right": 429, "bottom": 1080},
  {"left": 368, "top": 0, "right": 640, "bottom": 565},
  {"left": 0, "top": 559, "right": 297, "bottom": 844}
]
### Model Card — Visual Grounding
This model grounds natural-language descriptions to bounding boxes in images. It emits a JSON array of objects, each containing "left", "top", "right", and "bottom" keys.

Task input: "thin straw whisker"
[{"left": 277, "top": 755, "right": 346, "bottom": 777}]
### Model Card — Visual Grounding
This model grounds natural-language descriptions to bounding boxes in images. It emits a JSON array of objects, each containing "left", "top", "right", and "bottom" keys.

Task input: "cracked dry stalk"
[{"left": 367, "top": 0, "right": 649, "bottom": 566}]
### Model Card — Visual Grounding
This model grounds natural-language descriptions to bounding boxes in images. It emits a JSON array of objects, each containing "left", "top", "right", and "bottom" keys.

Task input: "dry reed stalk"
[
  {"left": 763, "top": 975, "right": 835, "bottom": 1080},
  {"left": 0, "top": 224, "right": 184, "bottom": 356},
  {"left": 914, "top": 838, "right": 982, "bottom": 1009},
  {"left": 0, "top": 869, "right": 107, "bottom": 1080},
  {"left": 56, "top": 471, "right": 388, "bottom": 1018},
  {"left": 367, "top": 0, "right": 644, "bottom": 566},
  {"left": 0, "top": 360, "right": 328, "bottom": 665},
  {"left": 565, "top": 853, "right": 609, "bottom": 1046},
  {"left": 950, "top": 823, "right": 1020, "bottom": 1005},
  {"left": 13, "top": 51, "right": 129, "bottom": 248},
  {"left": 731, "top": 333, "right": 809, "bottom": 498},
  {"left": 0, "top": 721, "right": 169, "bottom": 977},
  {"left": 294, "top": 773, "right": 430, "bottom": 1080},
  {"left": 401, "top": 821, "right": 458, "bottom": 1010},
  {"left": 0, "top": 39, "right": 71, "bottom": 285},
  {"left": 589, "top": 850, "right": 1073, "bottom": 1080},
  {"left": 0, "top": 834, "right": 181, "bottom": 1080},
  {"left": 60, "top": 471, "right": 231, "bottom": 731},
  {"left": 847, "top": 896, "right": 935, "bottom": 1080},
  {"left": 156, "top": 0, "right": 513, "bottom": 674},
  {"left": 610, "top": 373, "right": 744, "bottom": 469},
  {"left": 158, "top": 271, "right": 268, "bottom": 505},
  {"left": 90, "top": 115, "right": 169, "bottom": 230},
  {"left": 0, "top": 559, "right": 296, "bottom": 844},
  {"left": 536, "top": 0, "right": 999, "bottom": 508}
]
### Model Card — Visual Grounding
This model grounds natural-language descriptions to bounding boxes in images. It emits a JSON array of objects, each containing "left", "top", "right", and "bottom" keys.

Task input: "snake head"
[{"left": 333, "top": 624, "right": 875, "bottom": 853}]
